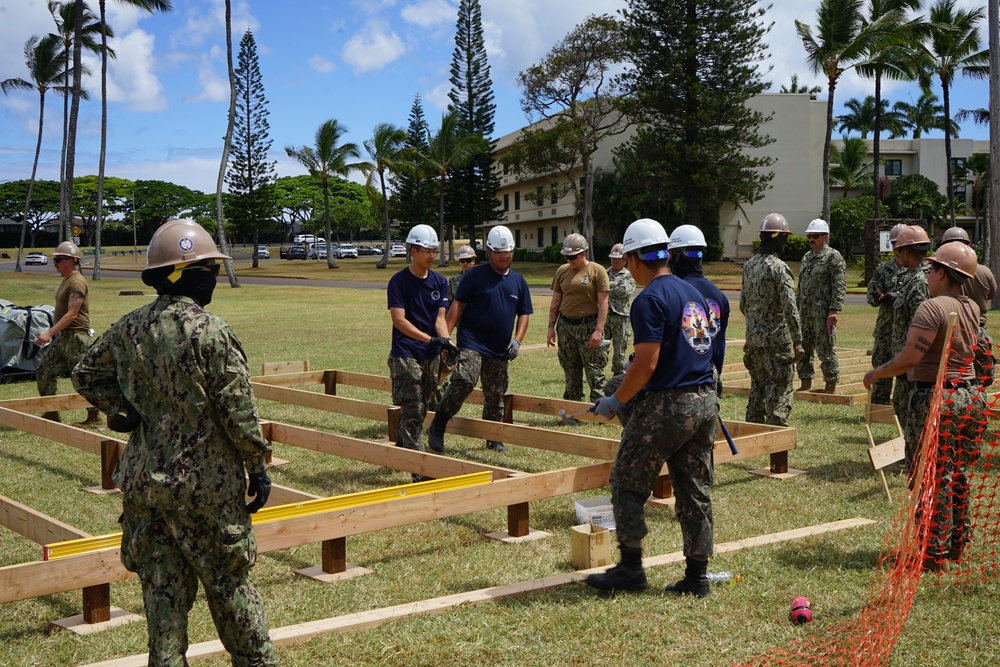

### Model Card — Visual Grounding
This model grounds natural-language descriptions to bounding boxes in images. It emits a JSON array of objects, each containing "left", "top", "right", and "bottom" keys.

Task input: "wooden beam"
[
  {"left": 249, "top": 370, "right": 327, "bottom": 387},
  {"left": 77, "top": 518, "right": 876, "bottom": 667},
  {"left": 0, "top": 495, "right": 90, "bottom": 544},
  {"left": 0, "top": 393, "right": 92, "bottom": 412},
  {"left": 252, "top": 384, "right": 395, "bottom": 422},
  {"left": 0, "top": 407, "right": 123, "bottom": 456},
  {"left": 433, "top": 413, "right": 618, "bottom": 460}
]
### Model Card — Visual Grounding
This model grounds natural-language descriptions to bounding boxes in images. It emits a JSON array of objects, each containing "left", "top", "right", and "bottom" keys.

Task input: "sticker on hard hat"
[
  {"left": 179, "top": 237, "right": 194, "bottom": 251},
  {"left": 681, "top": 302, "right": 712, "bottom": 354}
]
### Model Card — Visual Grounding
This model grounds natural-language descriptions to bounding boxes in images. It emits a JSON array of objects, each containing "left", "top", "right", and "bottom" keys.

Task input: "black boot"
[
  {"left": 585, "top": 545, "right": 649, "bottom": 592},
  {"left": 427, "top": 413, "right": 448, "bottom": 453},
  {"left": 665, "top": 557, "right": 709, "bottom": 598}
]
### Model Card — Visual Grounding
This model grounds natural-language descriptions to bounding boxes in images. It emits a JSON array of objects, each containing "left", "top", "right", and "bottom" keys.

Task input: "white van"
[{"left": 294, "top": 234, "right": 320, "bottom": 244}]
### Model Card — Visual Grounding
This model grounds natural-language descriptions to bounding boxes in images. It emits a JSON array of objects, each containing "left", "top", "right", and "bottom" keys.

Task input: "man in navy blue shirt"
[
  {"left": 585, "top": 218, "right": 718, "bottom": 598},
  {"left": 387, "top": 224, "right": 457, "bottom": 474},
  {"left": 428, "top": 226, "right": 532, "bottom": 453},
  {"left": 667, "top": 224, "right": 730, "bottom": 387}
]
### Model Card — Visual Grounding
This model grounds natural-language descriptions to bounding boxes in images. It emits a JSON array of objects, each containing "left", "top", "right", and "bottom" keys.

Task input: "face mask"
[{"left": 179, "top": 269, "right": 218, "bottom": 307}]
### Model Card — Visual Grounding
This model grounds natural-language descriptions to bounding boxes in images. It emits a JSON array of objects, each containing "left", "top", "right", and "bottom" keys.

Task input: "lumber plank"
[
  {"left": 0, "top": 393, "right": 92, "bottom": 412},
  {"left": 78, "top": 518, "right": 876, "bottom": 667},
  {"left": 0, "top": 406, "right": 121, "bottom": 456},
  {"left": 869, "top": 437, "right": 905, "bottom": 470},
  {"left": 0, "top": 495, "right": 90, "bottom": 544},
  {"left": 433, "top": 413, "right": 618, "bottom": 459},
  {"left": 252, "top": 384, "right": 392, "bottom": 422},
  {"left": 249, "top": 370, "right": 327, "bottom": 387}
]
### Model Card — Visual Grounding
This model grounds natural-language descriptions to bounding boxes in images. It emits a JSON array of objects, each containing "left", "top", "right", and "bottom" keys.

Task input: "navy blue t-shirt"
[
  {"left": 631, "top": 274, "right": 715, "bottom": 390},
  {"left": 681, "top": 274, "right": 730, "bottom": 376},
  {"left": 454, "top": 263, "right": 534, "bottom": 358},
  {"left": 387, "top": 267, "right": 448, "bottom": 359}
]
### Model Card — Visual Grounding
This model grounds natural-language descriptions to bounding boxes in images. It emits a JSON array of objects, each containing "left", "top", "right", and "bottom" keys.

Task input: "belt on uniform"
[
  {"left": 914, "top": 380, "right": 971, "bottom": 390},
  {"left": 560, "top": 314, "right": 597, "bottom": 325}
]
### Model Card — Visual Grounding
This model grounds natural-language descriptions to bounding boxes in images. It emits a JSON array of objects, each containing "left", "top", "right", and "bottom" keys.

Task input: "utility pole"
[{"left": 990, "top": 0, "right": 1000, "bottom": 308}]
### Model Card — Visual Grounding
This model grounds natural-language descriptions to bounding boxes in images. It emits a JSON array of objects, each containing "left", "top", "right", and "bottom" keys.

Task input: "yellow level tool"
[{"left": 43, "top": 471, "right": 493, "bottom": 561}]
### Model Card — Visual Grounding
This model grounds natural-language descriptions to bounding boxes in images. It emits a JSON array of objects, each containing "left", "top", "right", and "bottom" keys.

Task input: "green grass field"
[{"left": 0, "top": 268, "right": 995, "bottom": 667}]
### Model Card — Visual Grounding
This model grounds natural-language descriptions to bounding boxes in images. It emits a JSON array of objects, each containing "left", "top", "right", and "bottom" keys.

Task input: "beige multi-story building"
[{"left": 490, "top": 93, "right": 987, "bottom": 258}]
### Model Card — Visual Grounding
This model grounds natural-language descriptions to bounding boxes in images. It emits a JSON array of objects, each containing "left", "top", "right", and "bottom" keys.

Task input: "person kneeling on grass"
[{"left": 585, "top": 218, "right": 717, "bottom": 597}]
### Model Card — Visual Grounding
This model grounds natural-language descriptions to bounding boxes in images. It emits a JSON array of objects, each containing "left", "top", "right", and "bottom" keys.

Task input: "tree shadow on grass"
[
  {"left": 808, "top": 459, "right": 882, "bottom": 483},
  {"left": 774, "top": 541, "right": 884, "bottom": 572}
]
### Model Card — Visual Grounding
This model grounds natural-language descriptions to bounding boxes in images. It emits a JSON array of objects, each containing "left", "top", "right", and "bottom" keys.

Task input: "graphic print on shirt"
[
  {"left": 682, "top": 301, "right": 712, "bottom": 354},
  {"left": 704, "top": 298, "right": 721, "bottom": 338}
]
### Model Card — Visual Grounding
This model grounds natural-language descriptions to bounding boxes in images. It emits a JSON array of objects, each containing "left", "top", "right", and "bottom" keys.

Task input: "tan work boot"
[
  {"left": 74, "top": 408, "right": 104, "bottom": 427},
  {"left": 823, "top": 381, "right": 837, "bottom": 394},
  {"left": 41, "top": 411, "right": 61, "bottom": 423},
  {"left": 796, "top": 379, "right": 812, "bottom": 392}
]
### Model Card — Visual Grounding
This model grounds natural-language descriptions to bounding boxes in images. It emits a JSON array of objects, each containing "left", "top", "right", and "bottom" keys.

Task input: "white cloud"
[
  {"left": 172, "top": 0, "right": 259, "bottom": 48},
  {"left": 342, "top": 20, "right": 406, "bottom": 74},
  {"left": 423, "top": 80, "right": 452, "bottom": 115},
  {"left": 401, "top": 0, "right": 456, "bottom": 28},
  {"left": 183, "top": 56, "right": 229, "bottom": 104},
  {"left": 106, "top": 30, "right": 168, "bottom": 113},
  {"left": 309, "top": 55, "right": 336, "bottom": 73}
]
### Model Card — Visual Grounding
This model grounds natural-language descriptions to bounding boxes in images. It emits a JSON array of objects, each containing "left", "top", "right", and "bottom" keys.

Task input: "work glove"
[
  {"left": 107, "top": 402, "right": 141, "bottom": 433},
  {"left": 883, "top": 291, "right": 896, "bottom": 304},
  {"left": 430, "top": 336, "right": 459, "bottom": 357},
  {"left": 246, "top": 470, "right": 272, "bottom": 514},
  {"left": 506, "top": 339, "right": 521, "bottom": 361},
  {"left": 716, "top": 380, "right": 723, "bottom": 397},
  {"left": 591, "top": 394, "right": 623, "bottom": 420},
  {"left": 793, "top": 342, "right": 805, "bottom": 364}
]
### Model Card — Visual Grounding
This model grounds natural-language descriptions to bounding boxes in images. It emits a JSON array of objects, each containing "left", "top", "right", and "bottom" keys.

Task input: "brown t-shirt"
[
  {"left": 550, "top": 261, "right": 610, "bottom": 317},
  {"left": 55, "top": 270, "right": 90, "bottom": 334},
  {"left": 960, "top": 263, "right": 996, "bottom": 327},
  {"left": 906, "top": 295, "right": 980, "bottom": 382}
]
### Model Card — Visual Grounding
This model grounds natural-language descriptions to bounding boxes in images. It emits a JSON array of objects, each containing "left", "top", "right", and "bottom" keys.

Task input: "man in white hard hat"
[
  {"left": 740, "top": 214, "right": 803, "bottom": 427},
  {"left": 795, "top": 218, "right": 846, "bottom": 394},
  {"left": 35, "top": 240, "right": 101, "bottom": 426},
  {"left": 428, "top": 225, "right": 532, "bottom": 453},
  {"left": 606, "top": 243, "right": 636, "bottom": 376},
  {"left": 866, "top": 223, "right": 907, "bottom": 405},
  {"left": 547, "top": 233, "right": 611, "bottom": 401},
  {"left": 387, "top": 224, "right": 458, "bottom": 470}
]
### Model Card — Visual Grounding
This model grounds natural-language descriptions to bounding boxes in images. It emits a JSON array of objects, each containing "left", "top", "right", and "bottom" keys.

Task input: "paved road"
[{"left": 2, "top": 261, "right": 874, "bottom": 304}]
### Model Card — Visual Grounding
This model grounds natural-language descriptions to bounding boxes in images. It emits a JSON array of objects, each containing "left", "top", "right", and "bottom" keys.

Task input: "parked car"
[
  {"left": 24, "top": 252, "right": 49, "bottom": 265},
  {"left": 357, "top": 244, "right": 381, "bottom": 256},
  {"left": 293, "top": 234, "right": 319, "bottom": 244},
  {"left": 256, "top": 245, "right": 269, "bottom": 259},
  {"left": 336, "top": 243, "right": 359, "bottom": 259},
  {"left": 309, "top": 242, "right": 332, "bottom": 259},
  {"left": 286, "top": 245, "right": 308, "bottom": 260},
  {"left": 389, "top": 243, "right": 407, "bottom": 258}
]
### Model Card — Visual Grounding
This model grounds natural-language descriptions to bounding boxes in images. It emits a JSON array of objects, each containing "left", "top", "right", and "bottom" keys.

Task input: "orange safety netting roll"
[{"left": 736, "top": 321, "right": 998, "bottom": 667}]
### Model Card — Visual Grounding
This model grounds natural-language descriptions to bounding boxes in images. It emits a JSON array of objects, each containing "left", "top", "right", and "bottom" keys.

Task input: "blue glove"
[
  {"left": 246, "top": 471, "right": 272, "bottom": 513},
  {"left": 591, "top": 394, "right": 623, "bottom": 420},
  {"left": 506, "top": 339, "right": 521, "bottom": 360}
]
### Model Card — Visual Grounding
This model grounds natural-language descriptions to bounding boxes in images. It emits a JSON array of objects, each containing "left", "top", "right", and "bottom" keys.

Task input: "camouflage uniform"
[
  {"left": 606, "top": 267, "right": 635, "bottom": 376},
  {"left": 72, "top": 294, "right": 278, "bottom": 667},
  {"left": 435, "top": 350, "right": 508, "bottom": 450},
  {"left": 611, "top": 385, "right": 717, "bottom": 558},
  {"left": 389, "top": 355, "right": 440, "bottom": 451},
  {"left": 36, "top": 330, "right": 91, "bottom": 395},
  {"left": 892, "top": 267, "right": 929, "bottom": 442},
  {"left": 603, "top": 373, "right": 642, "bottom": 428},
  {"left": 867, "top": 257, "right": 903, "bottom": 404},
  {"left": 740, "top": 252, "right": 802, "bottom": 426},
  {"left": 556, "top": 316, "right": 608, "bottom": 402},
  {"left": 796, "top": 246, "right": 846, "bottom": 383},
  {"left": 447, "top": 272, "right": 464, "bottom": 311}
]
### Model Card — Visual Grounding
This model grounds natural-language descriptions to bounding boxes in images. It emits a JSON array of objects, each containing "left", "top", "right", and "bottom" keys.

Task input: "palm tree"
[
  {"left": 830, "top": 135, "right": 876, "bottom": 197},
  {"left": 959, "top": 153, "right": 989, "bottom": 239},
  {"left": 1, "top": 35, "right": 66, "bottom": 273},
  {"left": 92, "top": 0, "right": 173, "bottom": 281},
  {"left": 49, "top": 0, "right": 104, "bottom": 241},
  {"left": 796, "top": 0, "right": 902, "bottom": 223},
  {"left": 914, "top": 0, "right": 988, "bottom": 225},
  {"left": 955, "top": 107, "right": 989, "bottom": 126},
  {"left": 423, "top": 111, "right": 487, "bottom": 267},
  {"left": 363, "top": 122, "right": 411, "bottom": 269},
  {"left": 893, "top": 90, "right": 955, "bottom": 137},
  {"left": 779, "top": 74, "right": 823, "bottom": 99},
  {"left": 838, "top": 94, "right": 908, "bottom": 138},
  {"left": 285, "top": 120, "right": 363, "bottom": 269}
]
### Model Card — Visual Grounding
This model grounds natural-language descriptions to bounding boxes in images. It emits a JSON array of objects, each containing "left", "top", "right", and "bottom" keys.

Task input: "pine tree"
[
  {"left": 391, "top": 95, "right": 438, "bottom": 233},
  {"left": 446, "top": 0, "right": 501, "bottom": 255},
  {"left": 225, "top": 28, "right": 276, "bottom": 268},
  {"left": 617, "top": 0, "right": 775, "bottom": 242}
]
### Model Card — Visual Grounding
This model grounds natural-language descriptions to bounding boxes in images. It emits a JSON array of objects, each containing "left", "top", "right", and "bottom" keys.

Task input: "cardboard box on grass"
[{"left": 571, "top": 523, "right": 611, "bottom": 569}]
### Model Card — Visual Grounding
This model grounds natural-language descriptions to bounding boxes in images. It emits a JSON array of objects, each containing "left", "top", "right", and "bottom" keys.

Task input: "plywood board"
[{"left": 869, "top": 437, "right": 905, "bottom": 470}]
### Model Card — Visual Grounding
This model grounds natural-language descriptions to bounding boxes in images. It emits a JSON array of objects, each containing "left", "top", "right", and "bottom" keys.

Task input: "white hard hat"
[
  {"left": 405, "top": 224, "right": 439, "bottom": 249},
  {"left": 805, "top": 218, "right": 830, "bottom": 235},
  {"left": 667, "top": 225, "right": 706, "bottom": 250},
  {"left": 487, "top": 225, "right": 515, "bottom": 252},
  {"left": 622, "top": 218, "right": 670, "bottom": 255}
]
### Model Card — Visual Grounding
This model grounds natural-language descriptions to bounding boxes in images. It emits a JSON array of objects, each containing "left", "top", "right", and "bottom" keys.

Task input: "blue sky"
[{"left": 0, "top": 0, "right": 990, "bottom": 195}]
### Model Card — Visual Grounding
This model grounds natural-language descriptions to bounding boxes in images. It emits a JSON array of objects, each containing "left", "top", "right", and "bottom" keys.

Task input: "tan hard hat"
[
  {"left": 609, "top": 243, "right": 625, "bottom": 259},
  {"left": 561, "top": 233, "right": 589, "bottom": 256},
  {"left": 146, "top": 219, "right": 229, "bottom": 271},
  {"left": 53, "top": 241, "right": 81, "bottom": 259},
  {"left": 929, "top": 242, "right": 977, "bottom": 279},
  {"left": 456, "top": 244, "right": 476, "bottom": 260},
  {"left": 760, "top": 213, "right": 791, "bottom": 234},
  {"left": 894, "top": 225, "right": 931, "bottom": 250},
  {"left": 889, "top": 223, "right": 908, "bottom": 242},
  {"left": 940, "top": 226, "right": 971, "bottom": 245}
]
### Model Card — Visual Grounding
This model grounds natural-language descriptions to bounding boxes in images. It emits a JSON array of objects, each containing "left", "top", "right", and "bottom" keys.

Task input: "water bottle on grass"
[{"left": 706, "top": 571, "right": 740, "bottom": 585}]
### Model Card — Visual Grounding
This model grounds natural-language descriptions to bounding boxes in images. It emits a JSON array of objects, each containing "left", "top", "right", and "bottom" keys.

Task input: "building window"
[
  {"left": 503, "top": 193, "right": 509, "bottom": 212},
  {"left": 884, "top": 159, "right": 901, "bottom": 176},
  {"left": 550, "top": 183, "right": 558, "bottom": 204},
  {"left": 515, "top": 229, "right": 521, "bottom": 247},
  {"left": 514, "top": 191, "right": 521, "bottom": 210},
  {"left": 503, "top": 162, "right": 509, "bottom": 175},
  {"left": 538, "top": 227, "right": 544, "bottom": 247},
  {"left": 536, "top": 186, "right": 544, "bottom": 205},
  {"left": 552, "top": 226, "right": 559, "bottom": 244},
  {"left": 952, "top": 158, "right": 967, "bottom": 205}
]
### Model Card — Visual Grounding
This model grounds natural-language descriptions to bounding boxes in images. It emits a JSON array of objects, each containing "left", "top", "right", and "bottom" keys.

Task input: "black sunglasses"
[
  {"left": 806, "top": 234, "right": 824, "bottom": 240},
  {"left": 459, "top": 258, "right": 475, "bottom": 264}
]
